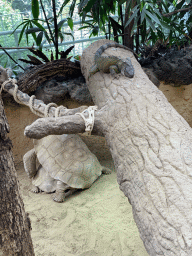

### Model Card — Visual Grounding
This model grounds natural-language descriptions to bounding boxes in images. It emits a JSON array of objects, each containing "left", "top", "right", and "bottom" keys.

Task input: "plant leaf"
[
  {"left": 146, "top": 16, "right": 156, "bottom": 31},
  {"left": 63, "top": 32, "right": 74, "bottom": 41},
  {"left": 57, "top": 18, "right": 67, "bottom": 30},
  {"left": 145, "top": 10, "right": 161, "bottom": 25},
  {"left": 11, "top": 20, "right": 28, "bottom": 35},
  {"left": 78, "top": 0, "right": 89, "bottom": 13},
  {"left": 18, "top": 23, "right": 28, "bottom": 45},
  {"left": 160, "top": 21, "right": 172, "bottom": 30},
  {"left": 26, "top": 27, "right": 43, "bottom": 34},
  {"left": 67, "top": 18, "right": 73, "bottom": 30},
  {"left": 19, "top": 58, "right": 36, "bottom": 65},
  {"left": 125, "top": 6, "right": 139, "bottom": 28},
  {"left": 59, "top": 45, "right": 74, "bottom": 58},
  {"left": 109, "top": 16, "right": 123, "bottom": 31},
  {"left": 28, "top": 48, "right": 49, "bottom": 62},
  {"left": 32, "top": 0, "right": 39, "bottom": 19},
  {"left": 43, "top": 30, "right": 51, "bottom": 43},
  {"left": 58, "top": 0, "right": 72, "bottom": 16},
  {"left": 39, "top": 39, "right": 46, "bottom": 51},
  {"left": 29, "top": 21, "right": 37, "bottom": 42},
  {"left": 176, "top": 0, "right": 185, "bottom": 10},
  {"left": 36, "top": 31, "right": 43, "bottom": 46},
  {"left": 32, "top": 20, "right": 47, "bottom": 31},
  {"left": 27, "top": 55, "right": 43, "bottom": 65},
  {"left": 91, "top": 26, "right": 99, "bottom": 36},
  {"left": 141, "top": 5, "right": 146, "bottom": 23}
]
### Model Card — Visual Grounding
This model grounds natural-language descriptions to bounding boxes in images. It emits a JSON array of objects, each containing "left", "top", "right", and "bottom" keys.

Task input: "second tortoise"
[{"left": 23, "top": 134, "right": 111, "bottom": 202}]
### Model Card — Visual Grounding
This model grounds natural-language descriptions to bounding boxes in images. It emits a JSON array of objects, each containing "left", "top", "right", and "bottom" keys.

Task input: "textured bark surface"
[
  {"left": 24, "top": 39, "right": 192, "bottom": 255},
  {"left": 17, "top": 58, "right": 82, "bottom": 93},
  {"left": 0, "top": 96, "right": 35, "bottom": 255},
  {"left": 81, "top": 39, "right": 192, "bottom": 256}
]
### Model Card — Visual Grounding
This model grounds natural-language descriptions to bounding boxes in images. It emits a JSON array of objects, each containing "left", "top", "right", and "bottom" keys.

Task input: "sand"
[
  {"left": 16, "top": 159, "right": 148, "bottom": 256},
  {"left": 6, "top": 82, "right": 192, "bottom": 256}
]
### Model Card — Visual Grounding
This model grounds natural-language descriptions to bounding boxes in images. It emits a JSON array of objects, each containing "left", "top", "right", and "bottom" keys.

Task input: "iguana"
[{"left": 89, "top": 42, "right": 135, "bottom": 79}]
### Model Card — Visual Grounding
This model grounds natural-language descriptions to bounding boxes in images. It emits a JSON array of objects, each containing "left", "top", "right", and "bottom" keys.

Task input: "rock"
[
  {"left": 142, "top": 68, "right": 160, "bottom": 87},
  {"left": 35, "top": 78, "right": 68, "bottom": 104},
  {"left": 34, "top": 76, "right": 93, "bottom": 104},
  {"left": 140, "top": 44, "right": 192, "bottom": 86}
]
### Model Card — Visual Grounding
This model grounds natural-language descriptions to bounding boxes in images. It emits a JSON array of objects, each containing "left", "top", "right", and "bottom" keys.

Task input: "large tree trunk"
[
  {"left": 0, "top": 92, "right": 35, "bottom": 255},
  {"left": 23, "top": 39, "right": 192, "bottom": 255}
]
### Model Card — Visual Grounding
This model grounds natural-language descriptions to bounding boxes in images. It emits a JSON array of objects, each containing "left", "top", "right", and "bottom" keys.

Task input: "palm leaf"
[
  {"left": 51, "top": 51, "right": 54, "bottom": 61},
  {"left": 19, "top": 59, "right": 36, "bottom": 65},
  {"left": 28, "top": 49, "right": 50, "bottom": 62},
  {"left": 59, "top": 45, "right": 74, "bottom": 59},
  {"left": 27, "top": 55, "right": 44, "bottom": 65}
]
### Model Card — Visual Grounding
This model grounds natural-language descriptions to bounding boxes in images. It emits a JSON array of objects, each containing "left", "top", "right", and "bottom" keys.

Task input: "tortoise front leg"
[
  {"left": 53, "top": 181, "right": 77, "bottom": 203},
  {"left": 52, "top": 181, "right": 67, "bottom": 203}
]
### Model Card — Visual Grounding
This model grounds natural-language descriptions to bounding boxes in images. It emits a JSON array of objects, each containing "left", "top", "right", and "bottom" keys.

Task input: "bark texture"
[
  {"left": 0, "top": 95, "right": 35, "bottom": 255},
  {"left": 17, "top": 58, "right": 82, "bottom": 94},
  {"left": 25, "top": 39, "right": 192, "bottom": 256}
]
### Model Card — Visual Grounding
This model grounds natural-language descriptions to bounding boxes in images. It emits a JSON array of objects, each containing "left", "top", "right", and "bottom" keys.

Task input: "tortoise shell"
[{"left": 33, "top": 134, "right": 103, "bottom": 189}]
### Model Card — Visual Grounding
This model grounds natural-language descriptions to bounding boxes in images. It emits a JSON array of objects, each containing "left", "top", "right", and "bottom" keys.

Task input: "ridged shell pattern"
[{"left": 33, "top": 134, "right": 103, "bottom": 189}]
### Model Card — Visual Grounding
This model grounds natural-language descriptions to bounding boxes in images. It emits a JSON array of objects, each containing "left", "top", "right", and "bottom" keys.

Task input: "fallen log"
[{"left": 24, "top": 39, "right": 192, "bottom": 255}]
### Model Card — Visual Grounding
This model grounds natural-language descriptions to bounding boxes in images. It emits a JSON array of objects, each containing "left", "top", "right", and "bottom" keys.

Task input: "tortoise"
[{"left": 23, "top": 134, "right": 111, "bottom": 202}]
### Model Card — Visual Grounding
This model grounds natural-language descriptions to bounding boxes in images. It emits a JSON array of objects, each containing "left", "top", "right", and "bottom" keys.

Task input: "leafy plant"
[
  {"left": 12, "top": 0, "right": 74, "bottom": 59},
  {"left": 75, "top": 0, "right": 192, "bottom": 52},
  {"left": 19, "top": 45, "right": 74, "bottom": 65}
]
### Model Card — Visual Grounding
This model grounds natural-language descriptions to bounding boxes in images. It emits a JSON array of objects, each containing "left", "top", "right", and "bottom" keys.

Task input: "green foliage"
[
  {"left": 0, "top": 0, "right": 21, "bottom": 31},
  {"left": 0, "top": 0, "right": 18, "bottom": 15},
  {"left": 77, "top": 0, "right": 118, "bottom": 38},
  {"left": 32, "top": 0, "right": 40, "bottom": 19},
  {"left": 131, "top": 0, "right": 192, "bottom": 48},
  {"left": 13, "top": 0, "right": 74, "bottom": 57},
  {"left": 75, "top": 0, "right": 192, "bottom": 51}
]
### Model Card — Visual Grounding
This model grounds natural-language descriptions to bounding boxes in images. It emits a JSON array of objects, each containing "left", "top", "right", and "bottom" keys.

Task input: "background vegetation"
[{"left": 0, "top": 0, "right": 192, "bottom": 69}]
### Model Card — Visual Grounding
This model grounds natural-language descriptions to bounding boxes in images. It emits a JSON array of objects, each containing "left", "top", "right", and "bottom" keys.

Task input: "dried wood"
[{"left": 17, "top": 58, "right": 82, "bottom": 93}]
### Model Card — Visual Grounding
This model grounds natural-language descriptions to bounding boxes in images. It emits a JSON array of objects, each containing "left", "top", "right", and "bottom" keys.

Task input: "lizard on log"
[
  {"left": 24, "top": 39, "right": 192, "bottom": 256},
  {"left": 89, "top": 42, "right": 135, "bottom": 79}
]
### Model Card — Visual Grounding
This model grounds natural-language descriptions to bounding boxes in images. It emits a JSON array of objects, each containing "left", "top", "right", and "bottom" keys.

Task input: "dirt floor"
[{"left": 5, "top": 81, "right": 192, "bottom": 256}]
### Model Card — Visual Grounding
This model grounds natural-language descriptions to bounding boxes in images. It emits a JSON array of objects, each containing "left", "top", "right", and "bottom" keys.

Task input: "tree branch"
[
  {"left": 0, "top": 44, "right": 24, "bottom": 70},
  {"left": 24, "top": 112, "right": 104, "bottom": 139},
  {"left": 163, "top": 6, "right": 192, "bottom": 17}
]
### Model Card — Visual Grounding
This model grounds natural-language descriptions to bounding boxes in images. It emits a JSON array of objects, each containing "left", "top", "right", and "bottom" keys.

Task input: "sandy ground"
[
  {"left": 16, "top": 159, "right": 148, "bottom": 256},
  {"left": 6, "top": 81, "right": 192, "bottom": 256}
]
